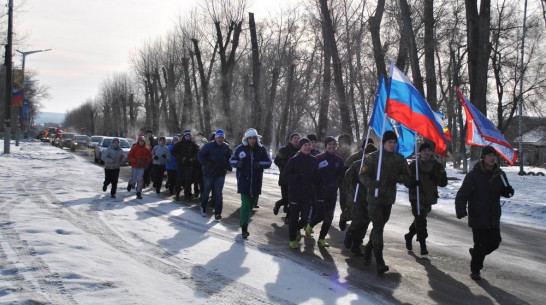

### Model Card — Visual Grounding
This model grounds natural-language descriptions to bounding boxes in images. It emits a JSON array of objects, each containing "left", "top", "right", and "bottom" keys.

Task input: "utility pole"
[
  {"left": 518, "top": 0, "right": 528, "bottom": 175},
  {"left": 3, "top": 0, "right": 14, "bottom": 154}
]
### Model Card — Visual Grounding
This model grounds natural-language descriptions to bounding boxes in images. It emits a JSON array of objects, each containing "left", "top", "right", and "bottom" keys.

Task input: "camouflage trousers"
[
  {"left": 347, "top": 201, "right": 370, "bottom": 244},
  {"left": 368, "top": 203, "right": 393, "bottom": 253}
]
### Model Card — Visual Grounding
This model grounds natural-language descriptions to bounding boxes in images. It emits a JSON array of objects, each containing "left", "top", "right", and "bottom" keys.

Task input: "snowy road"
[{"left": 1, "top": 141, "right": 544, "bottom": 304}]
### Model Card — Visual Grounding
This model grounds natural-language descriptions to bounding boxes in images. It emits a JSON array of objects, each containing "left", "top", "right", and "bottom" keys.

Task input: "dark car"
[
  {"left": 70, "top": 135, "right": 90, "bottom": 151},
  {"left": 59, "top": 133, "right": 75, "bottom": 149}
]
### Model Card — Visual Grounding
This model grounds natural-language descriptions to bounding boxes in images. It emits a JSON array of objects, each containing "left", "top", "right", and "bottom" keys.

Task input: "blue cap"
[
  {"left": 215, "top": 129, "right": 225, "bottom": 139},
  {"left": 183, "top": 130, "right": 191, "bottom": 136}
]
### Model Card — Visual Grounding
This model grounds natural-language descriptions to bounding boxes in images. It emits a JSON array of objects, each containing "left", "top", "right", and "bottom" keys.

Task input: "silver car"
[
  {"left": 94, "top": 137, "right": 131, "bottom": 165},
  {"left": 89, "top": 136, "right": 104, "bottom": 150}
]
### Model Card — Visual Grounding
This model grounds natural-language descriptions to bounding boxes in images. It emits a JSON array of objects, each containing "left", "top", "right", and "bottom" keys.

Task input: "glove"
[
  {"left": 154, "top": 156, "right": 159, "bottom": 160},
  {"left": 205, "top": 161, "right": 214, "bottom": 169},
  {"left": 237, "top": 160, "right": 244, "bottom": 168},
  {"left": 162, "top": 154, "right": 166, "bottom": 159},
  {"left": 253, "top": 161, "right": 261, "bottom": 169},
  {"left": 456, "top": 209, "right": 467, "bottom": 219},
  {"left": 504, "top": 185, "right": 514, "bottom": 198},
  {"left": 136, "top": 160, "right": 143, "bottom": 165}
]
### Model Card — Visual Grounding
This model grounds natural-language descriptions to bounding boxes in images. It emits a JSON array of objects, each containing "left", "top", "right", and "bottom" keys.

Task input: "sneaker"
[
  {"left": 404, "top": 233, "right": 413, "bottom": 251},
  {"left": 470, "top": 270, "right": 481, "bottom": 281},
  {"left": 102, "top": 184, "right": 107, "bottom": 192},
  {"left": 296, "top": 230, "right": 302, "bottom": 242},
  {"left": 305, "top": 224, "right": 313, "bottom": 238},
  {"left": 111, "top": 194, "right": 116, "bottom": 199},
  {"left": 344, "top": 231, "right": 353, "bottom": 249},
  {"left": 317, "top": 239, "right": 330, "bottom": 247},
  {"left": 200, "top": 207, "right": 206, "bottom": 217},
  {"left": 377, "top": 264, "right": 390, "bottom": 275},
  {"left": 214, "top": 214, "right": 222, "bottom": 222},
  {"left": 136, "top": 192, "right": 142, "bottom": 199},
  {"left": 273, "top": 203, "right": 281, "bottom": 215},
  {"left": 242, "top": 228, "right": 250, "bottom": 239},
  {"left": 289, "top": 240, "right": 298, "bottom": 249},
  {"left": 127, "top": 183, "right": 133, "bottom": 192}
]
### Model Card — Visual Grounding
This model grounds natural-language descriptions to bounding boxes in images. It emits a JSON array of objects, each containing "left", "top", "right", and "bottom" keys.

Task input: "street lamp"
[{"left": 14, "top": 48, "right": 52, "bottom": 146}]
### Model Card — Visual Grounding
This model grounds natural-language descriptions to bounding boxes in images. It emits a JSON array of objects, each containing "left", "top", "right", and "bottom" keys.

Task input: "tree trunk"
[
  {"left": 249, "top": 13, "right": 262, "bottom": 131},
  {"left": 318, "top": 0, "right": 352, "bottom": 136},
  {"left": 399, "top": 0, "right": 425, "bottom": 96},
  {"left": 181, "top": 57, "right": 193, "bottom": 129},
  {"left": 189, "top": 52, "right": 204, "bottom": 133},
  {"left": 369, "top": 0, "right": 387, "bottom": 82},
  {"left": 262, "top": 67, "right": 280, "bottom": 148},
  {"left": 191, "top": 39, "right": 212, "bottom": 134},
  {"left": 279, "top": 64, "right": 295, "bottom": 146},
  {"left": 318, "top": 22, "right": 332, "bottom": 142},
  {"left": 424, "top": 0, "right": 438, "bottom": 110}
]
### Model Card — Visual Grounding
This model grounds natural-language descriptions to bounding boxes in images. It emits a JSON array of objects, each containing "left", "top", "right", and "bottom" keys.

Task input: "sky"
[
  {"left": 13, "top": 0, "right": 293, "bottom": 114},
  {"left": 1, "top": 139, "right": 545, "bottom": 303}
]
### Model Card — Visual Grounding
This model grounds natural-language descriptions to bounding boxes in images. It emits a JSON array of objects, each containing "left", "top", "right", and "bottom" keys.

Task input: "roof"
[{"left": 517, "top": 126, "right": 546, "bottom": 146}]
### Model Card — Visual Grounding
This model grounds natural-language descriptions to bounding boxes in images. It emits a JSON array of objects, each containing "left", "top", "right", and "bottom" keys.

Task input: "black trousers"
[
  {"left": 104, "top": 168, "right": 120, "bottom": 195},
  {"left": 151, "top": 164, "right": 166, "bottom": 192},
  {"left": 166, "top": 169, "right": 177, "bottom": 194},
  {"left": 471, "top": 228, "right": 501, "bottom": 272}
]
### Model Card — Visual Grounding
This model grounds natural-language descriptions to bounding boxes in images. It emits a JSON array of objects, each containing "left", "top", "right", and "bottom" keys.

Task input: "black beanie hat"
[
  {"left": 364, "top": 143, "right": 378, "bottom": 154},
  {"left": 382, "top": 130, "right": 397, "bottom": 144},
  {"left": 361, "top": 138, "right": 375, "bottom": 149},
  {"left": 289, "top": 133, "right": 300, "bottom": 141},
  {"left": 146, "top": 129, "right": 153, "bottom": 134},
  {"left": 307, "top": 134, "right": 318, "bottom": 142},
  {"left": 419, "top": 142, "right": 432, "bottom": 152},
  {"left": 480, "top": 145, "right": 496, "bottom": 158},
  {"left": 324, "top": 136, "right": 337, "bottom": 146},
  {"left": 298, "top": 137, "right": 310, "bottom": 149}
]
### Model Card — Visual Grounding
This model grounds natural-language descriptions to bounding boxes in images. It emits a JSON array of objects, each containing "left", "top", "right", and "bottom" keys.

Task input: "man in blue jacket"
[
  {"left": 197, "top": 129, "right": 232, "bottom": 221},
  {"left": 230, "top": 128, "right": 272, "bottom": 238}
]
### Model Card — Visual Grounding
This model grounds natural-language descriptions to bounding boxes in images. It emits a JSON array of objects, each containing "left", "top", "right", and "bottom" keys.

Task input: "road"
[{"left": 76, "top": 148, "right": 545, "bottom": 305}]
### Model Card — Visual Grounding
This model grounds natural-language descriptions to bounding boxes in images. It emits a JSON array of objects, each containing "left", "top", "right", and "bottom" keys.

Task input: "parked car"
[
  {"left": 53, "top": 133, "right": 63, "bottom": 147},
  {"left": 94, "top": 137, "right": 131, "bottom": 164},
  {"left": 70, "top": 135, "right": 90, "bottom": 151},
  {"left": 89, "top": 136, "right": 104, "bottom": 150},
  {"left": 59, "top": 133, "right": 76, "bottom": 149}
]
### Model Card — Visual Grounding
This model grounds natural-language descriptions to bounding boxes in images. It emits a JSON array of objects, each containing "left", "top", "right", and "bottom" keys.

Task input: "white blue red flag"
[
  {"left": 385, "top": 64, "right": 448, "bottom": 157},
  {"left": 457, "top": 88, "right": 517, "bottom": 165},
  {"left": 370, "top": 75, "right": 415, "bottom": 157}
]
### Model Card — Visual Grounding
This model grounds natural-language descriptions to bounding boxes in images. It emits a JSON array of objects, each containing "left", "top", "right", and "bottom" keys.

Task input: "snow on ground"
[{"left": 0, "top": 140, "right": 381, "bottom": 304}]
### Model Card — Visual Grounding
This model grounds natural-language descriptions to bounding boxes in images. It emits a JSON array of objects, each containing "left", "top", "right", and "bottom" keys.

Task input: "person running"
[
  {"left": 455, "top": 145, "right": 514, "bottom": 281},
  {"left": 230, "top": 128, "right": 272, "bottom": 239},
  {"left": 404, "top": 142, "right": 448, "bottom": 255},
  {"left": 151, "top": 136, "right": 171, "bottom": 194},
  {"left": 282, "top": 137, "right": 320, "bottom": 249},
  {"left": 127, "top": 136, "right": 153, "bottom": 199},
  {"left": 172, "top": 130, "right": 200, "bottom": 201},
  {"left": 344, "top": 142, "right": 377, "bottom": 258},
  {"left": 273, "top": 133, "right": 300, "bottom": 221},
  {"left": 165, "top": 136, "right": 179, "bottom": 195},
  {"left": 101, "top": 137, "right": 125, "bottom": 198},
  {"left": 305, "top": 136, "right": 344, "bottom": 247},
  {"left": 197, "top": 129, "right": 232, "bottom": 221},
  {"left": 359, "top": 131, "right": 412, "bottom": 274},
  {"left": 336, "top": 133, "right": 353, "bottom": 231},
  {"left": 143, "top": 129, "right": 158, "bottom": 187}
]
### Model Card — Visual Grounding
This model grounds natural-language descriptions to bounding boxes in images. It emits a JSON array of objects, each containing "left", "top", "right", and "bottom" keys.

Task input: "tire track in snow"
[
  {"left": 35, "top": 189, "right": 292, "bottom": 305},
  {"left": 0, "top": 181, "right": 76, "bottom": 305}
]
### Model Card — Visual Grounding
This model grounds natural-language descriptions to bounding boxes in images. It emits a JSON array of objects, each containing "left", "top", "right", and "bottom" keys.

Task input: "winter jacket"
[
  {"left": 282, "top": 152, "right": 320, "bottom": 204},
  {"left": 197, "top": 141, "right": 232, "bottom": 178},
  {"left": 230, "top": 144, "right": 272, "bottom": 196},
  {"left": 455, "top": 161, "right": 513, "bottom": 229},
  {"left": 274, "top": 142, "right": 299, "bottom": 185},
  {"left": 165, "top": 143, "right": 177, "bottom": 171},
  {"left": 152, "top": 144, "right": 171, "bottom": 165},
  {"left": 171, "top": 139, "right": 199, "bottom": 167},
  {"left": 359, "top": 150, "right": 411, "bottom": 206},
  {"left": 128, "top": 143, "right": 153, "bottom": 169},
  {"left": 146, "top": 136, "right": 158, "bottom": 149},
  {"left": 315, "top": 151, "right": 345, "bottom": 198},
  {"left": 408, "top": 157, "right": 448, "bottom": 205},
  {"left": 102, "top": 144, "right": 126, "bottom": 169}
]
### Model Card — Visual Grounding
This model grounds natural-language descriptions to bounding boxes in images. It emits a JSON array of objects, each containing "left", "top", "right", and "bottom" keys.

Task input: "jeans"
[
  {"left": 201, "top": 175, "right": 226, "bottom": 215},
  {"left": 129, "top": 168, "right": 145, "bottom": 192}
]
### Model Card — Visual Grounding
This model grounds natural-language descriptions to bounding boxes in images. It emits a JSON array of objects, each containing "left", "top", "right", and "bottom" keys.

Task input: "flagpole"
[
  {"left": 354, "top": 126, "right": 372, "bottom": 202},
  {"left": 375, "top": 60, "right": 396, "bottom": 197},
  {"left": 415, "top": 136, "right": 421, "bottom": 216}
]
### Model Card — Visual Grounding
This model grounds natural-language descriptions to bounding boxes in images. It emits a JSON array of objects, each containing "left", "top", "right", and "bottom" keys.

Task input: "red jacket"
[{"left": 128, "top": 143, "right": 152, "bottom": 169}]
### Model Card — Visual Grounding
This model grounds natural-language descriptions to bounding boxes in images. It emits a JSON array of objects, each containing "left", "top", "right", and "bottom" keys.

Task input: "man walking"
[
  {"left": 172, "top": 130, "right": 200, "bottom": 201},
  {"left": 127, "top": 136, "right": 153, "bottom": 199},
  {"left": 273, "top": 133, "right": 300, "bottom": 221},
  {"left": 101, "top": 138, "right": 125, "bottom": 198}
]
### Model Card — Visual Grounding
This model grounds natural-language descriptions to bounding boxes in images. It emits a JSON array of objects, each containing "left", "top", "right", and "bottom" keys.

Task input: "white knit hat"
[{"left": 242, "top": 128, "right": 262, "bottom": 147}]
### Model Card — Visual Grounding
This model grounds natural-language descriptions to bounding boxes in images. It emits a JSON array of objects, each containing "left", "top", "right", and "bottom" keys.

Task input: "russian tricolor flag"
[{"left": 385, "top": 64, "right": 448, "bottom": 157}]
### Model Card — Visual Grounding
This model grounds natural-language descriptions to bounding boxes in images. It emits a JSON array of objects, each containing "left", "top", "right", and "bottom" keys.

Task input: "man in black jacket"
[
  {"left": 273, "top": 133, "right": 300, "bottom": 222},
  {"left": 172, "top": 130, "right": 200, "bottom": 201},
  {"left": 455, "top": 145, "right": 514, "bottom": 281}
]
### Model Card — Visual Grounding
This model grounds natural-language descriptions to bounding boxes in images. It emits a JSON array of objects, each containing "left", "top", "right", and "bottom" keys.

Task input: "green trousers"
[{"left": 240, "top": 194, "right": 259, "bottom": 228}]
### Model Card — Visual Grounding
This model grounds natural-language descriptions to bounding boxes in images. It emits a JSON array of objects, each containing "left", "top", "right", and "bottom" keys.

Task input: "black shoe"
[
  {"left": 470, "top": 270, "right": 481, "bottom": 280},
  {"left": 273, "top": 203, "right": 281, "bottom": 215},
  {"left": 214, "top": 214, "right": 222, "bottom": 222},
  {"left": 175, "top": 195, "right": 180, "bottom": 201},
  {"left": 127, "top": 183, "right": 132, "bottom": 192},
  {"left": 420, "top": 240, "right": 428, "bottom": 255},
  {"left": 344, "top": 231, "right": 353, "bottom": 249},
  {"left": 377, "top": 264, "right": 390, "bottom": 275},
  {"left": 111, "top": 194, "right": 116, "bottom": 198},
  {"left": 137, "top": 192, "right": 142, "bottom": 199},
  {"left": 185, "top": 195, "right": 192, "bottom": 201},
  {"left": 469, "top": 248, "right": 474, "bottom": 257},
  {"left": 102, "top": 184, "right": 107, "bottom": 192},
  {"left": 339, "top": 219, "right": 347, "bottom": 231},
  {"left": 254, "top": 204, "right": 260, "bottom": 209},
  {"left": 242, "top": 226, "right": 250, "bottom": 239},
  {"left": 283, "top": 205, "right": 289, "bottom": 213},
  {"left": 363, "top": 243, "right": 373, "bottom": 265},
  {"left": 351, "top": 244, "right": 363, "bottom": 257},
  {"left": 404, "top": 233, "right": 413, "bottom": 251},
  {"left": 194, "top": 192, "right": 199, "bottom": 199}
]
